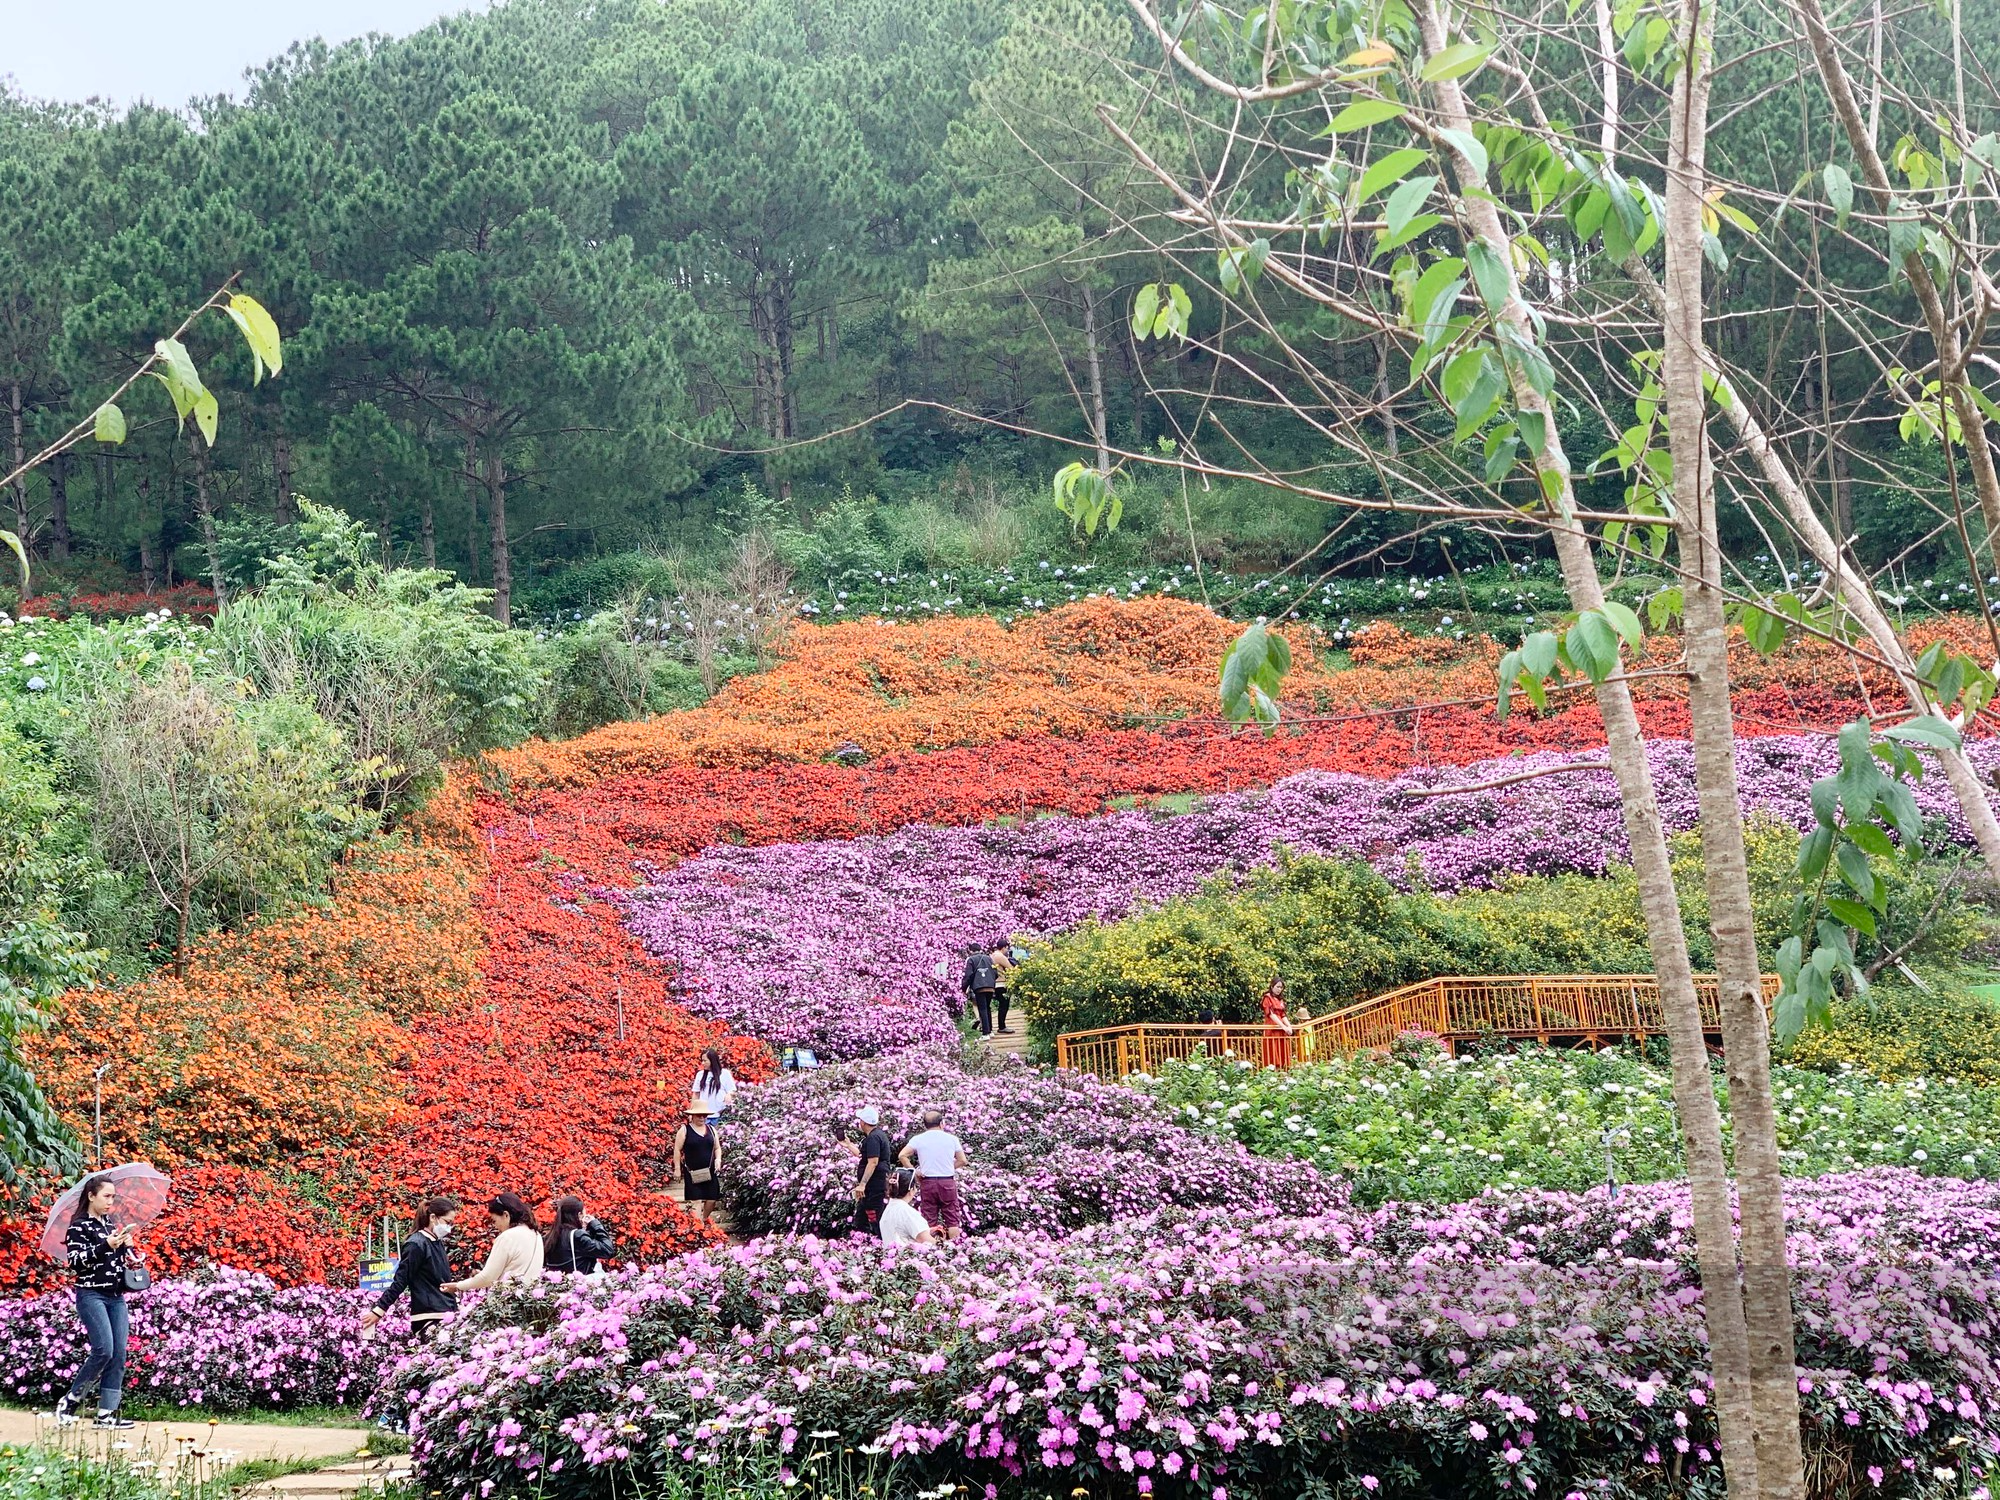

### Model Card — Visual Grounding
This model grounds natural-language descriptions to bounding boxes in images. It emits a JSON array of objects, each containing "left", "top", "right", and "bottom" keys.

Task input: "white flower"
[
  {"left": 19, "top": 652, "right": 39, "bottom": 666},
  {"left": 25, "top": 675, "right": 45, "bottom": 692}
]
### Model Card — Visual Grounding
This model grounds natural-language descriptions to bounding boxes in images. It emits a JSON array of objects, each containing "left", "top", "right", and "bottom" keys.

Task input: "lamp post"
[{"left": 93, "top": 1063, "right": 111, "bottom": 1168}]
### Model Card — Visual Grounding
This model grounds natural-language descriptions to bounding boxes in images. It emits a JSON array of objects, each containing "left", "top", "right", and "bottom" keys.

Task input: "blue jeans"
[{"left": 68, "top": 1290, "right": 128, "bottom": 1412}]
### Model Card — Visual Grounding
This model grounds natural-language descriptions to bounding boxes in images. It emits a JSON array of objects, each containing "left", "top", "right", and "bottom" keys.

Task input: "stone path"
[
  {"left": 0, "top": 1408, "right": 401, "bottom": 1497},
  {"left": 980, "top": 1024, "right": 1032, "bottom": 1061}
]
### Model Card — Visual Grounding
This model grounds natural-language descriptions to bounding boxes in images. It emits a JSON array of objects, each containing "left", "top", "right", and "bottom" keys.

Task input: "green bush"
[
  {"left": 211, "top": 502, "right": 548, "bottom": 808},
  {"left": 1141, "top": 1043, "right": 2000, "bottom": 1205},
  {"left": 1786, "top": 978, "right": 2000, "bottom": 1085}
]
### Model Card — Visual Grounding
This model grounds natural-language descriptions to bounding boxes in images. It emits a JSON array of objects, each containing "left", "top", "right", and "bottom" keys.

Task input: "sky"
[{"left": 5, "top": 0, "right": 487, "bottom": 111}]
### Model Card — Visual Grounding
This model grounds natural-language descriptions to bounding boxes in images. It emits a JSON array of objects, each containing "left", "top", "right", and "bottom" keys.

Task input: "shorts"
[{"left": 917, "top": 1175, "right": 963, "bottom": 1231}]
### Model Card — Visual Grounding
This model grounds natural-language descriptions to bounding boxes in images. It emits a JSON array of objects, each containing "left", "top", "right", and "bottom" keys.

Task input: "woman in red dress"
[{"left": 1260, "top": 977, "right": 1293, "bottom": 1069}]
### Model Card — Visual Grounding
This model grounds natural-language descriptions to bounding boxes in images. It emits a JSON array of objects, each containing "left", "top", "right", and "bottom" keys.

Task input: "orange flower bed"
[{"left": 488, "top": 600, "right": 1983, "bottom": 795}]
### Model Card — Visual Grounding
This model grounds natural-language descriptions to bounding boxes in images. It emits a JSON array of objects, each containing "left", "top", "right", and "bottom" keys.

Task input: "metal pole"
[
  {"left": 93, "top": 1063, "right": 110, "bottom": 1168},
  {"left": 616, "top": 983, "right": 626, "bottom": 1042}
]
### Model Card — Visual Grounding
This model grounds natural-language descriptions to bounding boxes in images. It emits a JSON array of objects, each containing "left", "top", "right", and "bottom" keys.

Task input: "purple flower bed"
[
  {"left": 0, "top": 1267, "right": 396, "bottom": 1412},
  {"left": 390, "top": 1168, "right": 2000, "bottom": 1500},
  {"left": 719, "top": 1047, "right": 1344, "bottom": 1237},
  {"left": 625, "top": 735, "right": 2000, "bottom": 1060}
]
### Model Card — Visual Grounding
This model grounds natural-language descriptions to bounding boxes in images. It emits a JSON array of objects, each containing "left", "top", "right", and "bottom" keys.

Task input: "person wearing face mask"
[{"left": 361, "top": 1196, "right": 460, "bottom": 1342}]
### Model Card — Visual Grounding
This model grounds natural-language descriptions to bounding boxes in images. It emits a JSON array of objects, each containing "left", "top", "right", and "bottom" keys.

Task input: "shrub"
[
  {"left": 211, "top": 502, "right": 549, "bottom": 809},
  {"left": 719, "top": 1046, "right": 1343, "bottom": 1238},
  {"left": 1786, "top": 979, "right": 2000, "bottom": 1085},
  {"left": 387, "top": 1169, "right": 2000, "bottom": 1500},
  {"left": 1139, "top": 1044, "right": 2000, "bottom": 1204}
]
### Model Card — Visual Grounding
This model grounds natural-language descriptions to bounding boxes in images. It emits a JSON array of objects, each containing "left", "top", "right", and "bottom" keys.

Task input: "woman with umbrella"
[{"left": 53, "top": 1174, "right": 143, "bottom": 1427}]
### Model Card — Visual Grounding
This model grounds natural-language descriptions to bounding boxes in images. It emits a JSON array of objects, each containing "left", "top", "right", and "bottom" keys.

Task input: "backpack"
[{"left": 966, "top": 951, "right": 997, "bottom": 991}]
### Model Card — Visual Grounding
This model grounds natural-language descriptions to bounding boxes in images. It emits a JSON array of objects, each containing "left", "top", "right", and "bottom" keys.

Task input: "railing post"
[
  {"left": 1137, "top": 1027, "right": 1149, "bottom": 1073},
  {"left": 1116, "top": 1034, "right": 1132, "bottom": 1078},
  {"left": 1057, "top": 1036, "right": 1068, "bottom": 1071}
]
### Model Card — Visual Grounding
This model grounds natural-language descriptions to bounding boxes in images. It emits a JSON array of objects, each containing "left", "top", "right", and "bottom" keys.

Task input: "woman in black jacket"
[
  {"left": 544, "top": 1196, "right": 615, "bottom": 1276},
  {"left": 54, "top": 1175, "right": 138, "bottom": 1428},
  {"left": 361, "top": 1196, "right": 459, "bottom": 1341}
]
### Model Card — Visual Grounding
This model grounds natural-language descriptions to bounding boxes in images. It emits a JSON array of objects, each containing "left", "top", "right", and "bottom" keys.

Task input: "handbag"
[
  {"left": 121, "top": 1259, "right": 151, "bottom": 1293},
  {"left": 687, "top": 1167, "right": 714, "bottom": 1184}
]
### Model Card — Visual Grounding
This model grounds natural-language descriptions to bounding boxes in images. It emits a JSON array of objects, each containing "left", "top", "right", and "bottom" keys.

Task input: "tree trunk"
[
  {"left": 421, "top": 488, "right": 437, "bottom": 570},
  {"left": 1661, "top": 1, "right": 1806, "bottom": 1493},
  {"left": 7, "top": 379, "right": 26, "bottom": 549},
  {"left": 1374, "top": 333, "right": 1400, "bottom": 457},
  {"left": 463, "top": 434, "right": 482, "bottom": 584},
  {"left": 1412, "top": 10, "right": 1765, "bottom": 1496},
  {"left": 1081, "top": 282, "right": 1112, "bottom": 475},
  {"left": 191, "top": 434, "right": 228, "bottom": 608},
  {"left": 138, "top": 474, "right": 157, "bottom": 593},
  {"left": 485, "top": 447, "right": 511, "bottom": 625},
  {"left": 773, "top": 285, "right": 797, "bottom": 440},
  {"left": 1118, "top": 329, "right": 1148, "bottom": 449},
  {"left": 47, "top": 452, "right": 71, "bottom": 562},
  {"left": 375, "top": 463, "right": 392, "bottom": 566},
  {"left": 274, "top": 431, "right": 295, "bottom": 526}
]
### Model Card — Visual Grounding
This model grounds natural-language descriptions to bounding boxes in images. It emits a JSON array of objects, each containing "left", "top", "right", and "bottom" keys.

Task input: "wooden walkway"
[{"left": 1055, "top": 973, "right": 1778, "bottom": 1079}]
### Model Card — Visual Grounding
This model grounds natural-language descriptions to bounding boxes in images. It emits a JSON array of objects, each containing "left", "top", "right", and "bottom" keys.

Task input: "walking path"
[{"left": 0, "top": 1408, "right": 404, "bottom": 1497}]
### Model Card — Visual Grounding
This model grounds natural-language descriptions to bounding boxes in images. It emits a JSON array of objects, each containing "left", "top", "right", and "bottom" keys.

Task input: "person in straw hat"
[{"left": 672, "top": 1099, "right": 724, "bottom": 1226}]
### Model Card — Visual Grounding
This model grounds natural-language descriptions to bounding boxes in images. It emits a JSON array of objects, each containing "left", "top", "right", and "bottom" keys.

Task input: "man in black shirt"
[{"left": 850, "top": 1106, "right": 894, "bottom": 1236}]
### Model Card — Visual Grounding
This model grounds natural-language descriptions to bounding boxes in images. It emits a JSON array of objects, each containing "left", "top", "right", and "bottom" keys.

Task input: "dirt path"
[{"left": 0, "top": 1408, "right": 404, "bottom": 1497}]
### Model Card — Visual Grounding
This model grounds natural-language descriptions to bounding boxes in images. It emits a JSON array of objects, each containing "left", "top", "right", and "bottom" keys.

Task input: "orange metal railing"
[{"left": 1052, "top": 973, "right": 1779, "bottom": 1078}]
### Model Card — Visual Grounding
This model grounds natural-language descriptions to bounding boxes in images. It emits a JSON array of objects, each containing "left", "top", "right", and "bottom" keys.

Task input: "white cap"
[{"left": 856, "top": 1106, "right": 881, "bottom": 1126}]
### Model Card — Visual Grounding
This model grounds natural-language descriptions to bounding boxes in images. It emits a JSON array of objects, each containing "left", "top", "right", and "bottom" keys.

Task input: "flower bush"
[
  {"left": 624, "top": 737, "right": 2000, "bottom": 1061},
  {"left": 1142, "top": 1045, "right": 2000, "bottom": 1204},
  {"left": 717, "top": 1047, "right": 1342, "bottom": 1237},
  {"left": 387, "top": 1168, "right": 2000, "bottom": 1500},
  {"left": 0, "top": 1267, "right": 390, "bottom": 1412}
]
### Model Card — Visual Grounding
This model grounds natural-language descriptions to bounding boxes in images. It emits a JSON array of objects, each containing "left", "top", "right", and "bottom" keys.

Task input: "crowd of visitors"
[{"left": 844, "top": 1104, "right": 970, "bottom": 1240}]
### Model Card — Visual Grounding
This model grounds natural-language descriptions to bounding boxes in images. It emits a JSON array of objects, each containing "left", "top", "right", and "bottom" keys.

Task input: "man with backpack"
[{"left": 960, "top": 944, "right": 999, "bottom": 1036}]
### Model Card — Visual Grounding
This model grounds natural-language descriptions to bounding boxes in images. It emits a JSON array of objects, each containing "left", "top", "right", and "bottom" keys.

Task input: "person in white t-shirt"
[
  {"left": 878, "top": 1169, "right": 934, "bottom": 1246},
  {"left": 690, "top": 1049, "right": 737, "bottom": 1119},
  {"left": 897, "top": 1109, "right": 969, "bottom": 1240}
]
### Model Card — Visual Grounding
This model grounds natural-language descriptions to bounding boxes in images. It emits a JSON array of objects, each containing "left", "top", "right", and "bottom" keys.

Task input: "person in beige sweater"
[{"left": 443, "top": 1193, "right": 545, "bottom": 1294}]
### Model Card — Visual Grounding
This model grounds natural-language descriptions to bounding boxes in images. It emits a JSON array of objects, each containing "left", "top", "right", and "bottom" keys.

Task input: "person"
[
  {"left": 673, "top": 1101, "right": 723, "bottom": 1225},
  {"left": 961, "top": 944, "right": 999, "bottom": 1035},
  {"left": 1291, "top": 996, "right": 1317, "bottom": 1063},
  {"left": 898, "top": 1108, "right": 969, "bottom": 1241},
  {"left": 878, "top": 1169, "right": 935, "bottom": 1246},
  {"left": 1260, "top": 977, "right": 1293, "bottom": 1069},
  {"left": 544, "top": 1196, "right": 617, "bottom": 1276},
  {"left": 849, "top": 1106, "right": 894, "bottom": 1236},
  {"left": 1196, "top": 1007, "right": 1225, "bottom": 1055},
  {"left": 690, "top": 1048, "right": 737, "bottom": 1121},
  {"left": 54, "top": 1175, "right": 138, "bottom": 1427},
  {"left": 362, "top": 1196, "right": 459, "bottom": 1341},
  {"left": 443, "top": 1193, "right": 545, "bottom": 1296},
  {"left": 987, "top": 940, "right": 1016, "bottom": 1035}
]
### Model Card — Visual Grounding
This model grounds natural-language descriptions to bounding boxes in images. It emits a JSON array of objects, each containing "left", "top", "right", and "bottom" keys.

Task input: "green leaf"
[
  {"left": 0, "top": 528, "right": 25, "bottom": 589},
  {"left": 1520, "top": 631, "right": 1558, "bottom": 678},
  {"left": 192, "top": 388, "right": 219, "bottom": 447},
  {"left": 1328, "top": 99, "right": 1407, "bottom": 132},
  {"left": 1375, "top": 213, "right": 1443, "bottom": 256},
  {"left": 1566, "top": 611, "right": 1620, "bottom": 682},
  {"left": 1598, "top": 600, "right": 1643, "bottom": 649},
  {"left": 1882, "top": 713, "right": 1962, "bottom": 752},
  {"left": 155, "top": 337, "right": 205, "bottom": 401},
  {"left": 1408, "top": 257, "right": 1466, "bottom": 331},
  {"left": 1517, "top": 408, "right": 1548, "bottom": 457},
  {"left": 1844, "top": 822, "right": 1896, "bottom": 858},
  {"left": 94, "top": 403, "right": 126, "bottom": 445},
  {"left": 1465, "top": 238, "right": 1512, "bottom": 312},
  {"left": 1132, "top": 283, "right": 1160, "bottom": 339},
  {"left": 1439, "top": 128, "right": 1488, "bottom": 185},
  {"left": 1645, "top": 585, "right": 1684, "bottom": 630},
  {"left": 1420, "top": 42, "right": 1491, "bottom": 83},
  {"left": 1358, "top": 148, "right": 1429, "bottom": 204},
  {"left": 1383, "top": 175, "right": 1439, "bottom": 239},
  {"left": 1824, "top": 896, "right": 1877, "bottom": 937}
]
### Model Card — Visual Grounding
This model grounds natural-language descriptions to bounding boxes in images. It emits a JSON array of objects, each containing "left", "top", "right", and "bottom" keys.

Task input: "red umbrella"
[{"left": 38, "top": 1164, "right": 173, "bottom": 1262}]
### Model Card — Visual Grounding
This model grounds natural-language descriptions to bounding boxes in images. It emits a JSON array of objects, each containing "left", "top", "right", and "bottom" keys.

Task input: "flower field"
[{"left": 4, "top": 597, "right": 1999, "bottom": 1500}]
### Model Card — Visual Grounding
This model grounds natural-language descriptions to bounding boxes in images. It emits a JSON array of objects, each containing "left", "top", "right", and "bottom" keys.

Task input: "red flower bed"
[
  {"left": 343, "top": 809, "right": 772, "bottom": 1265},
  {"left": 27, "top": 583, "right": 218, "bottom": 621},
  {"left": 505, "top": 687, "right": 1868, "bottom": 872}
]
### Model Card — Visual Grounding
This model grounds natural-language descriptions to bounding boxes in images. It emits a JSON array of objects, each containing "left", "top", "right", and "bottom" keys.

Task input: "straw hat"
[{"left": 684, "top": 1099, "right": 716, "bottom": 1116}]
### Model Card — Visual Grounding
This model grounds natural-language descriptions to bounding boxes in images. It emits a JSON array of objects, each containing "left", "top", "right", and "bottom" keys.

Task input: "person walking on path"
[
  {"left": 849, "top": 1106, "right": 894, "bottom": 1237},
  {"left": 54, "top": 1175, "right": 138, "bottom": 1428},
  {"left": 544, "top": 1196, "right": 616, "bottom": 1277},
  {"left": 690, "top": 1049, "right": 737, "bottom": 1121},
  {"left": 879, "top": 1169, "right": 935, "bottom": 1246},
  {"left": 673, "top": 1102, "right": 723, "bottom": 1226},
  {"left": 362, "top": 1196, "right": 458, "bottom": 1342},
  {"left": 961, "top": 945, "right": 999, "bottom": 1036},
  {"left": 1260, "top": 977, "right": 1293, "bottom": 1069},
  {"left": 443, "top": 1193, "right": 545, "bottom": 1298},
  {"left": 988, "top": 940, "right": 1016, "bottom": 1035},
  {"left": 899, "top": 1109, "right": 969, "bottom": 1241}
]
